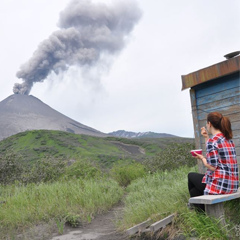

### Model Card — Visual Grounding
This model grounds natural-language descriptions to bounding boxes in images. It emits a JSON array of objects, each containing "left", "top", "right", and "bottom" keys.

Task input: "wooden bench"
[{"left": 189, "top": 188, "right": 240, "bottom": 224}]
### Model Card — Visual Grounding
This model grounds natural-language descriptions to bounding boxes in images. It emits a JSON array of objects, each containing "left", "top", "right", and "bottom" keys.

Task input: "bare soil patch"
[
  {"left": 15, "top": 202, "right": 128, "bottom": 240},
  {"left": 111, "top": 141, "right": 145, "bottom": 155},
  {"left": 50, "top": 203, "right": 128, "bottom": 240}
]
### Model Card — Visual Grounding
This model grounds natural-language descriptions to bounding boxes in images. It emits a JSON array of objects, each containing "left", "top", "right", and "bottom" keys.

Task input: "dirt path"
[{"left": 50, "top": 204, "right": 129, "bottom": 240}]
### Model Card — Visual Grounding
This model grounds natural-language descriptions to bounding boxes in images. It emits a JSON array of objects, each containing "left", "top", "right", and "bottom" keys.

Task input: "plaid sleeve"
[{"left": 206, "top": 140, "right": 218, "bottom": 168}]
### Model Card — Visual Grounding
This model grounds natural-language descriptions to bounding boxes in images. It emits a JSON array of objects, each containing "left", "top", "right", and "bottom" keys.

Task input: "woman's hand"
[
  {"left": 194, "top": 152, "right": 204, "bottom": 160},
  {"left": 201, "top": 126, "right": 209, "bottom": 143},
  {"left": 201, "top": 127, "right": 209, "bottom": 139}
]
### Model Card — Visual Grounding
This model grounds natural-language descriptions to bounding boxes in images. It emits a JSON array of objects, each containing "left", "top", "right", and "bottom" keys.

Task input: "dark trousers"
[{"left": 188, "top": 172, "right": 206, "bottom": 212}]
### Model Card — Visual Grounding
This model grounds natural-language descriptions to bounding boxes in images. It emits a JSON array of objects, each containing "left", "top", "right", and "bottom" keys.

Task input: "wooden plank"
[
  {"left": 149, "top": 214, "right": 175, "bottom": 232},
  {"left": 226, "top": 113, "right": 240, "bottom": 123},
  {"left": 198, "top": 119, "right": 240, "bottom": 129},
  {"left": 189, "top": 188, "right": 240, "bottom": 205},
  {"left": 198, "top": 133, "right": 240, "bottom": 144},
  {"left": 126, "top": 219, "right": 152, "bottom": 235},
  {"left": 197, "top": 95, "right": 240, "bottom": 112},
  {"left": 197, "top": 87, "right": 240, "bottom": 106},
  {"left": 195, "top": 74, "right": 240, "bottom": 98},
  {"left": 197, "top": 105, "right": 240, "bottom": 120},
  {"left": 182, "top": 57, "right": 240, "bottom": 90}
]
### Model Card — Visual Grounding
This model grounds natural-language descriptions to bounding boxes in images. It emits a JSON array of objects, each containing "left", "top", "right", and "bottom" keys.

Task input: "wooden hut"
[{"left": 181, "top": 53, "right": 240, "bottom": 173}]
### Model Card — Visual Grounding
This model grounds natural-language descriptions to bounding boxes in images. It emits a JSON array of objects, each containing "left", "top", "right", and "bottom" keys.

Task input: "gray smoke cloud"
[{"left": 13, "top": 0, "right": 142, "bottom": 95}]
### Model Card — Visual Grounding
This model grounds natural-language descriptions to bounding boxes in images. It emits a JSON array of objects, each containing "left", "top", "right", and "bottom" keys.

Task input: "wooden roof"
[{"left": 181, "top": 55, "right": 240, "bottom": 90}]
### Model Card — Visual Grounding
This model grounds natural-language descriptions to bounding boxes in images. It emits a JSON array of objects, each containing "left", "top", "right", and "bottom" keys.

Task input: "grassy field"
[
  {"left": 0, "top": 178, "right": 124, "bottom": 237},
  {"left": 0, "top": 130, "right": 239, "bottom": 239},
  {"left": 121, "top": 166, "right": 238, "bottom": 239},
  {"left": 0, "top": 130, "right": 193, "bottom": 165}
]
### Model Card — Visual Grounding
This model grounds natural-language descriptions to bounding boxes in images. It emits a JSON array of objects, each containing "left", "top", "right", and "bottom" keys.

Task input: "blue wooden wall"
[{"left": 190, "top": 72, "right": 240, "bottom": 173}]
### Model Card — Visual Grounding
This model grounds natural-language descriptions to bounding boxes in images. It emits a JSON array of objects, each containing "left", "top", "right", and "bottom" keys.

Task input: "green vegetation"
[
  {"left": 144, "top": 142, "right": 196, "bottom": 171},
  {"left": 122, "top": 167, "right": 191, "bottom": 226},
  {"left": 0, "top": 178, "right": 123, "bottom": 237},
  {"left": 120, "top": 167, "right": 239, "bottom": 239},
  {"left": 0, "top": 130, "right": 194, "bottom": 165},
  {"left": 0, "top": 130, "right": 125, "bottom": 166},
  {"left": 109, "top": 160, "right": 147, "bottom": 187},
  {"left": 0, "top": 130, "right": 239, "bottom": 239}
]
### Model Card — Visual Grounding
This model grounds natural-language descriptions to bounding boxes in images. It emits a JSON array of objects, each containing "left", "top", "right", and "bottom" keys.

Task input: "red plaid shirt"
[{"left": 202, "top": 133, "right": 239, "bottom": 195}]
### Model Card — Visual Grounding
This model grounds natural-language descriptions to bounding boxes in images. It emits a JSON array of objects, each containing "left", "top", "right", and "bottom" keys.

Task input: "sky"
[{"left": 0, "top": 0, "right": 240, "bottom": 138}]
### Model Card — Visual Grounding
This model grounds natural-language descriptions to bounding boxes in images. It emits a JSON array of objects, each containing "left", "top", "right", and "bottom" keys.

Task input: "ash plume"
[{"left": 13, "top": 0, "right": 142, "bottom": 95}]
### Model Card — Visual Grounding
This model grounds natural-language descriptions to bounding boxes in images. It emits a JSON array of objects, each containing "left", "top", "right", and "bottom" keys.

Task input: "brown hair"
[{"left": 207, "top": 112, "right": 233, "bottom": 139}]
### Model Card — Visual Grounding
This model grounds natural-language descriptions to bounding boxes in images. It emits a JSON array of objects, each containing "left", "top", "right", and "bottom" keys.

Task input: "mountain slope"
[
  {"left": 108, "top": 130, "right": 177, "bottom": 138},
  {"left": 0, "top": 129, "right": 194, "bottom": 165},
  {"left": 0, "top": 94, "right": 105, "bottom": 140}
]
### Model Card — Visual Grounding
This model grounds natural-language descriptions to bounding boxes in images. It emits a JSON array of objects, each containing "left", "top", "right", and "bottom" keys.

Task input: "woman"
[{"left": 188, "top": 112, "right": 239, "bottom": 211}]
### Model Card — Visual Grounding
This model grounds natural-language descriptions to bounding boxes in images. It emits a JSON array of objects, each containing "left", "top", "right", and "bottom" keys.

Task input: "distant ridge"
[
  {"left": 108, "top": 130, "right": 177, "bottom": 138},
  {"left": 0, "top": 94, "right": 106, "bottom": 141}
]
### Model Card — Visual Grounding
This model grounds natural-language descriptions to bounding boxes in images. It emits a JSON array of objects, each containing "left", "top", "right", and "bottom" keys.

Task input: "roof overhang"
[{"left": 181, "top": 55, "right": 240, "bottom": 90}]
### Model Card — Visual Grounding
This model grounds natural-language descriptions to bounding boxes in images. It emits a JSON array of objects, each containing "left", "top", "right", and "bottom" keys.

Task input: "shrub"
[
  {"left": 25, "top": 157, "right": 66, "bottom": 183},
  {"left": 63, "top": 158, "right": 101, "bottom": 180},
  {"left": 144, "top": 142, "right": 195, "bottom": 172},
  {"left": 65, "top": 213, "right": 81, "bottom": 227},
  {"left": 0, "top": 153, "right": 26, "bottom": 184},
  {"left": 0, "top": 154, "right": 66, "bottom": 184},
  {"left": 109, "top": 161, "right": 146, "bottom": 187}
]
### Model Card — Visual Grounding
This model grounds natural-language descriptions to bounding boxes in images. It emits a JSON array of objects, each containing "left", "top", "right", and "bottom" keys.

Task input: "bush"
[
  {"left": 0, "top": 152, "right": 102, "bottom": 184},
  {"left": 0, "top": 154, "right": 66, "bottom": 184},
  {"left": 109, "top": 161, "right": 146, "bottom": 187},
  {"left": 63, "top": 158, "right": 101, "bottom": 180},
  {"left": 25, "top": 157, "right": 66, "bottom": 183},
  {"left": 144, "top": 142, "right": 195, "bottom": 172},
  {"left": 0, "top": 154, "right": 25, "bottom": 184}
]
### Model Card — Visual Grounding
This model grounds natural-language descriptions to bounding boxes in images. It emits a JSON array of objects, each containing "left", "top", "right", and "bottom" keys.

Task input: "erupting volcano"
[
  {"left": 1, "top": 0, "right": 142, "bottom": 140},
  {"left": 0, "top": 94, "right": 105, "bottom": 141}
]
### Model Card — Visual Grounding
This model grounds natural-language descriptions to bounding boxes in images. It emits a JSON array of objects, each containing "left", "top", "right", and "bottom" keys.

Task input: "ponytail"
[
  {"left": 220, "top": 116, "right": 233, "bottom": 139},
  {"left": 207, "top": 112, "right": 233, "bottom": 139}
]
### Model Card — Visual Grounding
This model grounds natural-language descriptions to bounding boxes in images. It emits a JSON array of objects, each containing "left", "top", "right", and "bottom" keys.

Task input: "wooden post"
[
  {"left": 190, "top": 89, "right": 205, "bottom": 173},
  {"left": 205, "top": 203, "right": 226, "bottom": 225}
]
